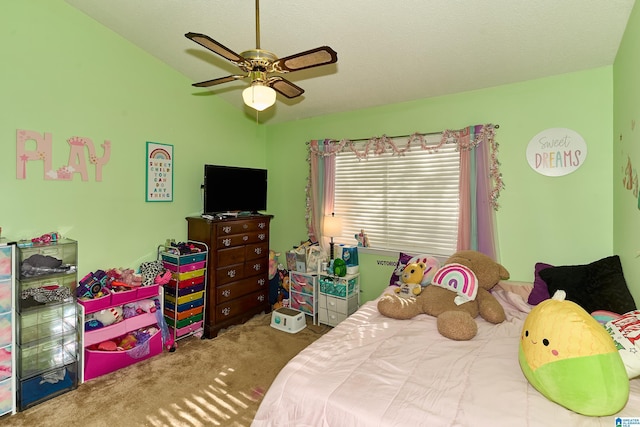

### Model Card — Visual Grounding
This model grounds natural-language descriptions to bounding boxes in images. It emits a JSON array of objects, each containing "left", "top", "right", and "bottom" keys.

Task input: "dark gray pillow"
[{"left": 539, "top": 255, "right": 636, "bottom": 314}]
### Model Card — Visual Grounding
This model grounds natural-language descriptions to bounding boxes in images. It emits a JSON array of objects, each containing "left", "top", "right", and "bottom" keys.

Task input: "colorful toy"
[
  {"left": 394, "top": 262, "right": 426, "bottom": 299},
  {"left": 139, "top": 260, "right": 166, "bottom": 287},
  {"left": 378, "top": 250, "right": 508, "bottom": 341},
  {"left": 273, "top": 272, "right": 291, "bottom": 310},
  {"left": 123, "top": 299, "right": 156, "bottom": 318},
  {"left": 519, "top": 291, "right": 629, "bottom": 416},
  {"left": 117, "top": 333, "right": 138, "bottom": 351},
  {"left": 91, "top": 306, "right": 123, "bottom": 327}
]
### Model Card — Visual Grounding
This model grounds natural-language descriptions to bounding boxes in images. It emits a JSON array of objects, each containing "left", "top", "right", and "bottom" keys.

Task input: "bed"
[{"left": 252, "top": 284, "right": 640, "bottom": 426}]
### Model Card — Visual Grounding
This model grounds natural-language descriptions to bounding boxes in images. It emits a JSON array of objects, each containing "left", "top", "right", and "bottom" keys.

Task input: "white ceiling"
[{"left": 64, "top": 0, "right": 635, "bottom": 124}]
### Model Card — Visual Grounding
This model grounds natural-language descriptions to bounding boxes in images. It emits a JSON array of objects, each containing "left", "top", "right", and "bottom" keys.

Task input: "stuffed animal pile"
[
  {"left": 77, "top": 260, "right": 170, "bottom": 302},
  {"left": 378, "top": 250, "right": 509, "bottom": 340}
]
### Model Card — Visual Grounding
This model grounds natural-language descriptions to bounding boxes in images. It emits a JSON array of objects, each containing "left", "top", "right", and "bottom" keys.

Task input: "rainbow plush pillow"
[{"left": 519, "top": 291, "right": 629, "bottom": 416}]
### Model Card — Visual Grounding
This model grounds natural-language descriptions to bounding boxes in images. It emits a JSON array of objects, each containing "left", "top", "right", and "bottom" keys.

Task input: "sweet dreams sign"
[{"left": 526, "top": 128, "right": 587, "bottom": 177}]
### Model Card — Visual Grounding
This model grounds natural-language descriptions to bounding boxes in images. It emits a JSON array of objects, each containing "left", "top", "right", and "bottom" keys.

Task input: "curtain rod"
[{"left": 326, "top": 124, "right": 500, "bottom": 144}]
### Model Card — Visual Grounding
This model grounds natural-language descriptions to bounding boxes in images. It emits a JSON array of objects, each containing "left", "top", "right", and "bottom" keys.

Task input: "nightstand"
[{"left": 317, "top": 273, "right": 360, "bottom": 327}]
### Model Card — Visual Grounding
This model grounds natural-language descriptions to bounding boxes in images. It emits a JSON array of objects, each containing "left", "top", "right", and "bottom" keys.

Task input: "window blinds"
[{"left": 334, "top": 137, "right": 459, "bottom": 256}]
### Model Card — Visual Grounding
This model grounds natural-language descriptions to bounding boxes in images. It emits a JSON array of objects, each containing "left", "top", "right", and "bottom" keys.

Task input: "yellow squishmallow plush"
[{"left": 519, "top": 290, "right": 629, "bottom": 416}]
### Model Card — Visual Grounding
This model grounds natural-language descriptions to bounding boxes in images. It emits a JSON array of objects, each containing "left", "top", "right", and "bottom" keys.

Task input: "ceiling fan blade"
[
  {"left": 192, "top": 75, "right": 247, "bottom": 88},
  {"left": 185, "top": 32, "right": 249, "bottom": 68},
  {"left": 272, "top": 46, "right": 338, "bottom": 73},
  {"left": 268, "top": 77, "right": 304, "bottom": 99}
]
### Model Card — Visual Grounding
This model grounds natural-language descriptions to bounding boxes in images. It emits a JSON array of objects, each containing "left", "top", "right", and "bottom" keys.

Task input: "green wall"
[
  {"left": 613, "top": 1, "right": 640, "bottom": 304},
  {"left": 266, "top": 68, "right": 615, "bottom": 302},
  {"left": 3, "top": 0, "right": 635, "bottom": 306},
  {"left": 1, "top": 1, "right": 266, "bottom": 273}
]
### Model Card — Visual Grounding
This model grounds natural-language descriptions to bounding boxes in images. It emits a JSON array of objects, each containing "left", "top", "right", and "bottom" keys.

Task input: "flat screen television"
[{"left": 203, "top": 164, "right": 268, "bottom": 214}]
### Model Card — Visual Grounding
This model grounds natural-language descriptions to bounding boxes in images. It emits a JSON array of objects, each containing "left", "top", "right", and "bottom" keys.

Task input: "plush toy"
[
  {"left": 273, "top": 274, "right": 291, "bottom": 310},
  {"left": 123, "top": 299, "right": 156, "bottom": 318},
  {"left": 519, "top": 291, "right": 629, "bottom": 416},
  {"left": 139, "top": 260, "right": 166, "bottom": 287},
  {"left": 268, "top": 250, "right": 280, "bottom": 280},
  {"left": 395, "top": 262, "right": 426, "bottom": 298},
  {"left": 91, "top": 306, "right": 124, "bottom": 326},
  {"left": 378, "top": 250, "right": 509, "bottom": 341}
]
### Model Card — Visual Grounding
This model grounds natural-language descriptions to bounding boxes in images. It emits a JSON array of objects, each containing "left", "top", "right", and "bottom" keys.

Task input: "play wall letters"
[{"left": 16, "top": 129, "right": 111, "bottom": 181}]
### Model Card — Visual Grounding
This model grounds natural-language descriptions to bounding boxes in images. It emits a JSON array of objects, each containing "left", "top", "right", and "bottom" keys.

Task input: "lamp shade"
[
  {"left": 323, "top": 215, "right": 344, "bottom": 237},
  {"left": 242, "top": 83, "right": 276, "bottom": 111}
]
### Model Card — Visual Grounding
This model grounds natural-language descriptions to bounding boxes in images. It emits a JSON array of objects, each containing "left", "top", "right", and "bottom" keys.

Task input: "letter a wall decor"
[{"left": 146, "top": 141, "right": 173, "bottom": 202}]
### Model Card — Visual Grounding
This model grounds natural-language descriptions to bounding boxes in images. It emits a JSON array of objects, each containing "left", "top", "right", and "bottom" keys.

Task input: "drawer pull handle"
[
  {"left": 243, "top": 235, "right": 249, "bottom": 241},
  {"left": 243, "top": 224, "right": 249, "bottom": 229},
  {"left": 254, "top": 247, "right": 262, "bottom": 255},
  {"left": 222, "top": 226, "right": 232, "bottom": 234},
  {"left": 259, "top": 222, "right": 266, "bottom": 229},
  {"left": 258, "top": 233, "right": 266, "bottom": 241},
  {"left": 258, "top": 278, "right": 265, "bottom": 286},
  {"left": 257, "top": 294, "right": 265, "bottom": 302},
  {"left": 253, "top": 264, "right": 261, "bottom": 271},
  {"left": 227, "top": 269, "right": 237, "bottom": 278},
  {"left": 222, "top": 290, "right": 231, "bottom": 297},
  {"left": 222, "top": 238, "right": 231, "bottom": 247},
  {"left": 221, "top": 307, "right": 231, "bottom": 317}
]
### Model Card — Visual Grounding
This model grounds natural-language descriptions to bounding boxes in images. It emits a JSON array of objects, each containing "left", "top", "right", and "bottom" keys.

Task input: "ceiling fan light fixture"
[{"left": 242, "top": 83, "right": 276, "bottom": 111}]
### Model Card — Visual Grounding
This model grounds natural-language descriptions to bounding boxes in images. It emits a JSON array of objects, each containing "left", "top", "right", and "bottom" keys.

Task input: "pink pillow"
[{"left": 527, "top": 262, "right": 553, "bottom": 305}]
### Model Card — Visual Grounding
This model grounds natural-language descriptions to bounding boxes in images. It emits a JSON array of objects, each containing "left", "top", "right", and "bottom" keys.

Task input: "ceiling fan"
[{"left": 185, "top": 0, "right": 338, "bottom": 111}]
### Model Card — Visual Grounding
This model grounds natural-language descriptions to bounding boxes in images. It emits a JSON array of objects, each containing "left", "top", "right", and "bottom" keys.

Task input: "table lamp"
[{"left": 323, "top": 213, "right": 343, "bottom": 260}]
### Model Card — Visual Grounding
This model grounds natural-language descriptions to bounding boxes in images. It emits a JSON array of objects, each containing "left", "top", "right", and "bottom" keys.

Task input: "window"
[{"left": 333, "top": 135, "right": 459, "bottom": 256}]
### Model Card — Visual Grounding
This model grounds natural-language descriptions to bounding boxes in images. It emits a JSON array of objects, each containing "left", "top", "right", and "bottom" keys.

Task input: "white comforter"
[{"left": 253, "top": 289, "right": 640, "bottom": 427}]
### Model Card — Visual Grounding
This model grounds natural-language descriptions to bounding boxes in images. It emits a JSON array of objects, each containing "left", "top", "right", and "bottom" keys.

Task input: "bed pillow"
[
  {"left": 539, "top": 255, "right": 636, "bottom": 314},
  {"left": 605, "top": 310, "right": 640, "bottom": 379},
  {"left": 495, "top": 280, "right": 533, "bottom": 300},
  {"left": 519, "top": 292, "right": 629, "bottom": 416},
  {"left": 388, "top": 252, "right": 440, "bottom": 287},
  {"left": 527, "top": 262, "right": 553, "bottom": 305},
  {"left": 388, "top": 252, "right": 413, "bottom": 287}
]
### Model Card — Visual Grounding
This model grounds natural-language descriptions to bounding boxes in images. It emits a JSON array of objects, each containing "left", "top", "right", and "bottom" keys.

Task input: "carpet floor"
[{"left": 0, "top": 313, "right": 329, "bottom": 427}]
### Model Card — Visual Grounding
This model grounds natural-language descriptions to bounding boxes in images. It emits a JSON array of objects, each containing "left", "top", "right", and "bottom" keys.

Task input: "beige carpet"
[{"left": 1, "top": 313, "right": 329, "bottom": 427}]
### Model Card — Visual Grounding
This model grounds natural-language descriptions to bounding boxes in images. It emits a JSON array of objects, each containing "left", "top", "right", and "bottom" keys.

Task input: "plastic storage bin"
[
  {"left": 18, "top": 274, "right": 76, "bottom": 310},
  {"left": 19, "top": 362, "right": 77, "bottom": 409},
  {"left": 319, "top": 276, "right": 357, "bottom": 298},
  {"left": 84, "top": 330, "right": 162, "bottom": 381}
]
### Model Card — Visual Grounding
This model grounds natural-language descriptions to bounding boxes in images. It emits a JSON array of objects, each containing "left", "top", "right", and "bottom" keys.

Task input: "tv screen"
[{"left": 203, "top": 165, "right": 268, "bottom": 214}]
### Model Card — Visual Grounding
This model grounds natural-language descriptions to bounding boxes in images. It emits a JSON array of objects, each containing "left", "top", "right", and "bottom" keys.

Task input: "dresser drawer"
[
  {"left": 244, "top": 258, "right": 268, "bottom": 277},
  {"left": 216, "top": 219, "right": 270, "bottom": 235},
  {"left": 216, "top": 263, "right": 245, "bottom": 286},
  {"left": 216, "top": 231, "right": 269, "bottom": 249},
  {"left": 216, "top": 276, "right": 268, "bottom": 303},
  {"left": 245, "top": 242, "right": 268, "bottom": 261},
  {"left": 321, "top": 294, "right": 359, "bottom": 315},
  {"left": 217, "top": 246, "right": 245, "bottom": 266},
  {"left": 215, "top": 290, "right": 268, "bottom": 322}
]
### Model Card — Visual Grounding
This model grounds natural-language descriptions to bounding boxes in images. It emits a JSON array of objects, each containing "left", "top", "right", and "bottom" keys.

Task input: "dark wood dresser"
[{"left": 186, "top": 215, "right": 272, "bottom": 338}]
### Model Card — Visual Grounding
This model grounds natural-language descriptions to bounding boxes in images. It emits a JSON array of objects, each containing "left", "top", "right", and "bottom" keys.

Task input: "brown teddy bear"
[{"left": 377, "top": 250, "right": 510, "bottom": 340}]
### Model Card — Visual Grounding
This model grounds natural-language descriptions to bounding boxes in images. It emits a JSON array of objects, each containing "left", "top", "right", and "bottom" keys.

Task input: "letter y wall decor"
[{"left": 16, "top": 129, "right": 111, "bottom": 181}]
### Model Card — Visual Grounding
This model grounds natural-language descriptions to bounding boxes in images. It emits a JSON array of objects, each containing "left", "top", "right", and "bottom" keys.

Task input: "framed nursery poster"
[{"left": 146, "top": 141, "right": 173, "bottom": 202}]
